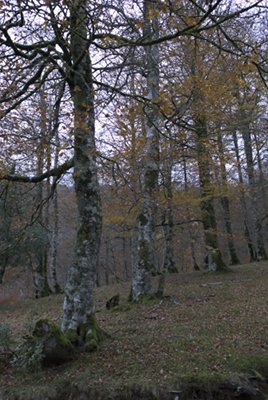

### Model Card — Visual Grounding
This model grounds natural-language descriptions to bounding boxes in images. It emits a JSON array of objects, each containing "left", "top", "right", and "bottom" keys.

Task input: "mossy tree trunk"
[
  {"left": 131, "top": 0, "right": 160, "bottom": 301},
  {"left": 61, "top": 1, "right": 103, "bottom": 346}
]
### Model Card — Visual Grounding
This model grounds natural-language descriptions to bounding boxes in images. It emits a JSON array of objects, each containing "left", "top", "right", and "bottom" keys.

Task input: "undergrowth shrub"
[
  {"left": 0, "top": 324, "right": 14, "bottom": 353},
  {"left": 11, "top": 337, "right": 44, "bottom": 373},
  {"left": 0, "top": 324, "right": 14, "bottom": 372},
  {"left": 0, "top": 323, "right": 45, "bottom": 373}
]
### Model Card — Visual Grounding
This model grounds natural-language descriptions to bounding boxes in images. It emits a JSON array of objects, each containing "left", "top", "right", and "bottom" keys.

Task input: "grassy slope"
[{"left": 0, "top": 262, "right": 268, "bottom": 395}]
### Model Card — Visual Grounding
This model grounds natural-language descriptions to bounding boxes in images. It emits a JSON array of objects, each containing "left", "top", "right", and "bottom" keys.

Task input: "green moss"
[
  {"left": 40, "top": 281, "right": 52, "bottom": 298},
  {"left": 54, "top": 283, "right": 63, "bottom": 294},
  {"left": 83, "top": 315, "right": 109, "bottom": 352},
  {"left": 34, "top": 318, "right": 73, "bottom": 350},
  {"left": 32, "top": 318, "right": 74, "bottom": 366},
  {"left": 131, "top": 293, "right": 159, "bottom": 305},
  {"left": 65, "top": 329, "right": 78, "bottom": 345},
  {"left": 232, "top": 354, "right": 268, "bottom": 377},
  {"left": 85, "top": 338, "right": 98, "bottom": 352}
]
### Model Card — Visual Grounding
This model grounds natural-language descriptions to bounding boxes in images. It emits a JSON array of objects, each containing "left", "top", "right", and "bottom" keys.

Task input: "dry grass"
[{"left": 0, "top": 262, "right": 268, "bottom": 394}]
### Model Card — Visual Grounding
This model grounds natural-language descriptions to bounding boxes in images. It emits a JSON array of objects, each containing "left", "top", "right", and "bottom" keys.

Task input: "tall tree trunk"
[
  {"left": 61, "top": 2, "right": 105, "bottom": 348},
  {"left": 162, "top": 133, "right": 177, "bottom": 273},
  {"left": 131, "top": 0, "right": 160, "bottom": 301},
  {"left": 195, "top": 117, "right": 226, "bottom": 271},
  {"left": 49, "top": 83, "right": 65, "bottom": 293},
  {"left": 50, "top": 184, "right": 60, "bottom": 292},
  {"left": 232, "top": 131, "right": 255, "bottom": 260},
  {"left": 0, "top": 181, "right": 12, "bottom": 284},
  {"left": 253, "top": 132, "right": 268, "bottom": 249},
  {"left": 191, "top": 41, "right": 226, "bottom": 271},
  {"left": 233, "top": 84, "right": 267, "bottom": 261},
  {"left": 32, "top": 90, "right": 51, "bottom": 298},
  {"left": 217, "top": 131, "right": 240, "bottom": 265},
  {"left": 241, "top": 118, "right": 267, "bottom": 260},
  {"left": 183, "top": 153, "right": 200, "bottom": 271}
]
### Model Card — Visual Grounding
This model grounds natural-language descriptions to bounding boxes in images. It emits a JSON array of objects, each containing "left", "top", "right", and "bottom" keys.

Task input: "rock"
[
  {"left": 106, "top": 294, "right": 120, "bottom": 310},
  {"left": 32, "top": 318, "right": 74, "bottom": 366}
]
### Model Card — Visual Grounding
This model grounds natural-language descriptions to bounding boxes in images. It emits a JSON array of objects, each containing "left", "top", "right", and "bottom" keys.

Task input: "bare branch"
[{"left": 1, "top": 158, "right": 74, "bottom": 183}]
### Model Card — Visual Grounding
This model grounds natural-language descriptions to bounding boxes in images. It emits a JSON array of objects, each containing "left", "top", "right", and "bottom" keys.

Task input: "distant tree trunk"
[
  {"left": 195, "top": 117, "right": 226, "bottom": 271},
  {"left": 131, "top": 0, "right": 160, "bottom": 301},
  {"left": 232, "top": 83, "right": 267, "bottom": 261},
  {"left": 0, "top": 254, "right": 8, "bottom": 284},
  {"left": 61, "top": 2, "right": 104, "bottom": 346},
  {"left": 32, "top": 90, "right": 51, "bottom": 298},
  {"left": 122, "top": 236, "right": 130, "bottom": 280},
  {"left": 162, "top": 133, "right": 177, "bottom": 273},
  {"left": 0, "top": 181, "right": 12, "bottom": 284},
  {"left": 109, "top": 237, "right": 118, "bottom": 283},
  {"left": 253, "top": 132, "right": 268, "bottom": 247},
  {"left": 49, "top": 83, "right": 64, "bottom": 293},
  {"left": 232, "top": 131, "right": 255, "bottom": 260},
  {"left": 182, "top": 152, "right": 200, "bottom": 271},
  {"left": 191, "top": 41, "right": 226, "bottom": 271},
  {"left": 49, "top": 134, "right": 60, "bottom": 293},
  {"left": 217, "top": 131, "right": 240, "bottom": 265},
  {"left": 50, "top": 185, "right": 60, "bottom": 292},
  {"left": 104, "top": 238, "right": 110, "bottom": 285},
  {"left": 241, "top": 118, "right": 267, "bottom": 260}
]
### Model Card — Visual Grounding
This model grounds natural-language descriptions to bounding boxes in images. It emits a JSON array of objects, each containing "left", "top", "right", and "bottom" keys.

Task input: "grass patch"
[{"left": 0, "top": 262, "right": 268, "bottom": 396}]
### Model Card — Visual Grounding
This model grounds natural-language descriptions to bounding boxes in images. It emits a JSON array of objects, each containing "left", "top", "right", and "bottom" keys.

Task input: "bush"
[
  {"left": 0, "top": 324, "right": 15, "bottom": 371},
  {"left": 0, "top": 324, "right": 14, "bottom": 353},
  {"left": 11, "top": 336, "right": 44, "bottom": 373}
]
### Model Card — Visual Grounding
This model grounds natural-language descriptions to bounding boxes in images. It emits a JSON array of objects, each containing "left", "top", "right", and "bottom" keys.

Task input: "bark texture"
[
  {"left": 132, "top": 0, "right": 160, "bottom": 301},
  {"left": 61, "top": 1, "right": 103, "bottom": 344}
]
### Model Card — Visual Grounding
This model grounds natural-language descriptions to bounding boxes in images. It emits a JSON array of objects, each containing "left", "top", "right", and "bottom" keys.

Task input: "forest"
[{"left": 0, "top": 1, "right": 268, "bottom": 398}]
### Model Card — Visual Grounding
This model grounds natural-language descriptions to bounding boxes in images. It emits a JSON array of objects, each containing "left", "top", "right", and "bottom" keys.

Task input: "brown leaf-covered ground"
[{"left": 0, "top": 262, "right": 268, "bottom": 396}]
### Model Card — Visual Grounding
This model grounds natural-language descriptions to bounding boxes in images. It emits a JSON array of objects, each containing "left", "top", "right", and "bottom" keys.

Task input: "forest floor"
[{"left": 0, "top": 262, "right": 268, "bottom": 399}]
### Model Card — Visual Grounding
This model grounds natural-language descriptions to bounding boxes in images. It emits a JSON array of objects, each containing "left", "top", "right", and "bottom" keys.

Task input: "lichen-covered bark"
[
  {"left": 131, "top": 0, "right": 160, "bottom": 301},
  {"left": 61, "top": 1, "right": 102, "bottom": 341}
]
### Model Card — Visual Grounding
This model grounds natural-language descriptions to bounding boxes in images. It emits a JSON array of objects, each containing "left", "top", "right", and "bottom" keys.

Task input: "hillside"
[{"left": 0, "top": 262, "right": 268, "bottom": 399}]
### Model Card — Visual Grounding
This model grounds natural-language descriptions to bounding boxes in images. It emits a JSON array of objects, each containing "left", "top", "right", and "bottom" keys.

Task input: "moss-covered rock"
[{"left": 32, "top": 318, "right": 74, "bottom": 366}]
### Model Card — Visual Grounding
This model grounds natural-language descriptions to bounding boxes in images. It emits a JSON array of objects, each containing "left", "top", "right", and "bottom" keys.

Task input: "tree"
[
  {"left": 131, "top": 0, "right": 161, "bottom": 301},
  {"left": 0, "top": 0, "right": 265, "bottom": 342}
]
